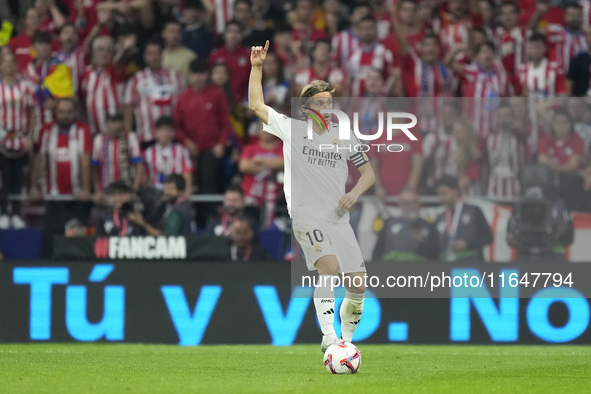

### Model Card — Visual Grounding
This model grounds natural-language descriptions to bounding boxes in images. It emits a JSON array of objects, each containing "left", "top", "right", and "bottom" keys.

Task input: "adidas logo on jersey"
[{"left": 323, "top": 308, "right": 334, "bottom": 315}]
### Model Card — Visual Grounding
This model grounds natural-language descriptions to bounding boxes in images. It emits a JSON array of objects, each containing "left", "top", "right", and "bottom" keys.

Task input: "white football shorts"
[{"left": 292, "top": 215, "right": 366, "bottom": 274}]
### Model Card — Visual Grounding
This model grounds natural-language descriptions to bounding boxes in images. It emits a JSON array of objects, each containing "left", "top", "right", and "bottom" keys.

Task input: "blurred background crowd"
[{"left": 1, "top": 0, "right": 591, "bottom": 261}]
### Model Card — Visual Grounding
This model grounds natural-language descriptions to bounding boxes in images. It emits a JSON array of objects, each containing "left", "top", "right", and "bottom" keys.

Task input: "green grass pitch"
[{"left": 1, "top": 344, "right": 590, "bottom": 393}]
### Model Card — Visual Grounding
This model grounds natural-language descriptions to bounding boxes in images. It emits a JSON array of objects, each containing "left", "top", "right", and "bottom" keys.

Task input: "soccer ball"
[{"left": 323, "top": 342, "right": 361, "bottom": 374}]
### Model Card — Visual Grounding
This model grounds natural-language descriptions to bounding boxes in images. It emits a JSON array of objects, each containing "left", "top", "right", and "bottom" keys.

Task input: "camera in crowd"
[
  {"left": 507, "top": 165, "right": 573, "bottom": 258},
  {"left": 120, "top": 199, "right": 144, "bottom": 215}
]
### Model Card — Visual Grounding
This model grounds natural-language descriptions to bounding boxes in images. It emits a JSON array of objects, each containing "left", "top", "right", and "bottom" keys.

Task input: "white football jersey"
[{"left": 263, "top": 107, "right": 369, "bottom": 223}]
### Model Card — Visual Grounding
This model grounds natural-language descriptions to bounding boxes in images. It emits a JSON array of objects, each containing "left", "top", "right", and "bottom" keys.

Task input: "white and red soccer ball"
[{"left": 323, "top": 342, "right": 361, "bottom": 374}]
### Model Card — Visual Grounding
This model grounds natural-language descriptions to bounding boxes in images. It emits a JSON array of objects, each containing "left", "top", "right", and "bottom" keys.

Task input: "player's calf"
[{"left": 340, "top": 272, "right": 366, "bottom": 343}]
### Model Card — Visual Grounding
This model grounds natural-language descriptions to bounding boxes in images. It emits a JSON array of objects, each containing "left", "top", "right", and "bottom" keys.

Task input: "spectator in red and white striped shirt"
[
  {"left": 517, "top": 34, "right": 566, "bottom": 155},
  {"left": 124, "top": 39, "right": 184, "bottom": 143},
  {"left": 487, "top": 104, "right": 526, "bottom": 199},
  {"left": 294, "top": 39, "right": 346, "bottom": 95},
  {"left": 30, "top": 98, "right": 93, "bottom": 258},
  {"left": 494, "top": 1, "right": 528, "bottom": 88},
  {"left": 331, "top": 2, "right": 369, "bottom": 67},
  {"left": 0, "top": 52, "right": 37, "bottom": 229},
  {"left": 390, "top": 5, "right": 456, "bottom": 133},
  {"left": 55, "top": 23, "right": 86, "bottom": 96},
  {"left": 347, "top": 16, "right": 400, "bottom": 97},
  {"left": 81, "top": 35, "right": 129, "bottom": 135},
  {"left": 92, "top": 112, "right": 143, "bottom": 203},
  {"left": 143, "top": 116, "right": 193, "bottom": 197},
  {"left": 536, "top": 3, "right": 587, "bottom": 73},
  {"left": 449, "top": 41, "right": 511, "bottom": 139}
]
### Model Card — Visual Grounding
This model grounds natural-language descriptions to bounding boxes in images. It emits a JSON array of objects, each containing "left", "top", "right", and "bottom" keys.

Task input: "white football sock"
[
  {"left": 313, "top": 275, "right": 337, "bottom": 337},
  {"left": 340, "top": 290, "right": 365, "bottom": 342}
]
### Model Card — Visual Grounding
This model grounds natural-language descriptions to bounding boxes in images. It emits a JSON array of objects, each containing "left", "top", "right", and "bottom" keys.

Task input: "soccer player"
[{"left": 248, "top": 41, "right": 376, "bottom": 351}]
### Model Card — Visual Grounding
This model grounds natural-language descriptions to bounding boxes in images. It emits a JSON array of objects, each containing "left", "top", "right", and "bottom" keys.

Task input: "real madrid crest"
[{"left": 315, "top": 245, "right": 322, "bottom": 254}]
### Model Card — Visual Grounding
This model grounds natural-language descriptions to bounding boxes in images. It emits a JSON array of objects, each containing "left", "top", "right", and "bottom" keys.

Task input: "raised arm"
[{"left": 248, "top": 41, "right": 271, "bottom": 125}]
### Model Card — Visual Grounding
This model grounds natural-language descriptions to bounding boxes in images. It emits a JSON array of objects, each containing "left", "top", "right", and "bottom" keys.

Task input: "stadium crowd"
[{"left": 1, "top": 0, "right": 591, "bottom": 259}]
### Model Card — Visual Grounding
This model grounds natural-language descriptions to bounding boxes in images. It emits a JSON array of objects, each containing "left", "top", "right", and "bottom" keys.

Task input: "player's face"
[
  {"left": 59, "top": 26, "right": 78, "bottom": 50},
  {"left": 144, "top": 44, "right": 163, "bottom": 70},
  {"left": 419, "top": 37, "right": 440, "bottom": 62},
  {"left": 156, "top": 126, "right": 175, "bottom": 146},
  {"left": 499, "top": 5, "right": 517, "bottom": 28},
  {"left": 527, "top": 40, "right": 546, "bottom": 62},
  {"left": 565, "top": 7, "right": 583, "bottom": 30},
  {"left": 162, "top": 23, "right": 182, "bottom": 47},
  {"left": 306, "top": 92, "right": 333, "bottom": 123},
  {"left": 399, "top": 1, "right": 418, "bottom": 26},
  {"left": 357, "top": 20, "right": 377, "bottom": 44},
  {"left": 106, "top": 120, "right": 124, "bottom": 138},
  {"left": 211, "top": 65, "right": 230, "bottom": 86},
  {"left": 55, "top": 101, "right": 76, "bottom": 128},
  {"left": 552, "top": 114, "right": 572, "bottom": 141},
  {"left": 224, "top": 191, "right": 245, "bottom": 216}
]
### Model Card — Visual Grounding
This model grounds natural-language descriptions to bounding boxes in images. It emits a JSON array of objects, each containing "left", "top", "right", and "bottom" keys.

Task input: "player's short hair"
[
  {"left": 189, "top": 58, "right": 209, "bottom": 74},
  {"left": 105, "top": 112, "right": 124, "bottom": 122},
  {"left": 273, "top": 23, "right": 293, "bottom": 35},
  {"left": 225, "top": 184, "right": 245, "bottom": 197},
  {"left": 31, "top": 31, "right": 53, "bottom": 44},
  {"left": 299, "top": 80, "right": 335, "bottom": 107},
  {"left": 164, "top": 173, "right": 186, "bottom": 191},
  {"left": 155, "top": 116, "right": 176, "bottom": 130},
  {"left": 108, "top": 181, "right": 134, "bottom": 195},
  {"left": 435, "top": 175, "right": 459, "bottom": 191},
  {"left": 529, "top": 33, "right": 547, "bottom": 44}
]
